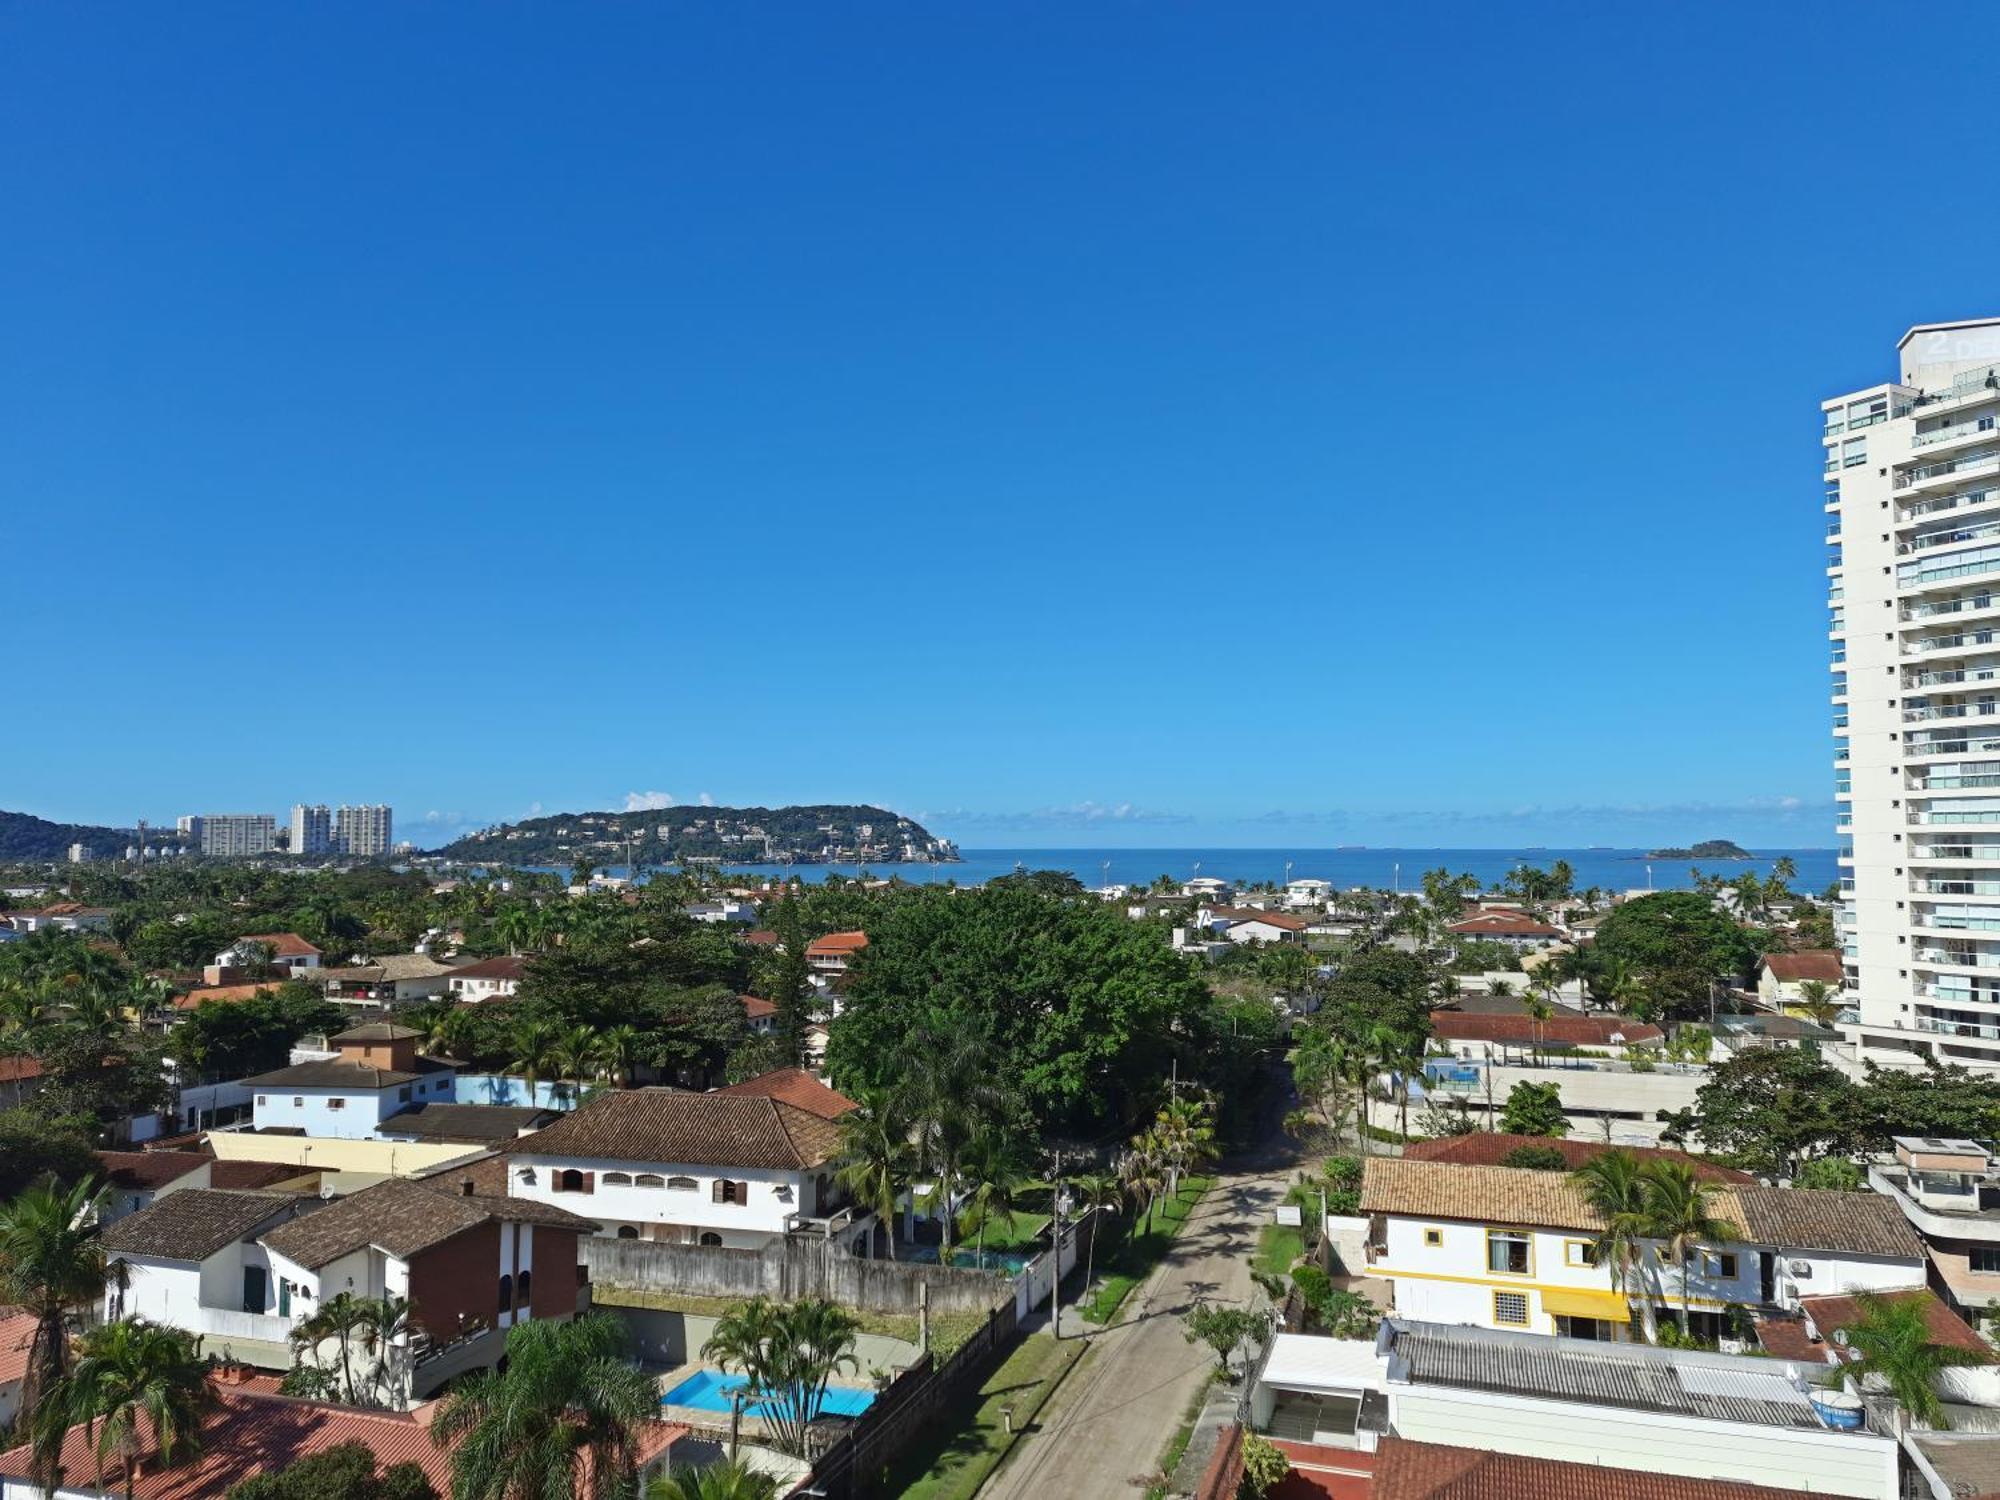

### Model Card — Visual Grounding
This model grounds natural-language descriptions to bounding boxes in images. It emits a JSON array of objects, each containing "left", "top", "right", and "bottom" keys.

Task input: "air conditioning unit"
[{"left": 1789, "top": 1260, "right": 1812, "bottom": 1277}]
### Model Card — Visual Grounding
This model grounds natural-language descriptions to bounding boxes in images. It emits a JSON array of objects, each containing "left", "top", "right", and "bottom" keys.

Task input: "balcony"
[
  {"left": 1911, "top": 843, "right": 2000, "bottom": 863},
  {"left": 1904, "top": 702, "right": 2000, "bottom": 723},
  {"left": 1915, "top": 418, "right": 2000, "bottom": 451},
  {"left": 1902, "top": 485, "right": 2000, "bottom": 522},
  {"left": 1913, "top": 775, "right": 2000, "bottom": 790},
  {"left": 1903, "top": 519, "right": 2000, "bottom": 555},
  {"left": 1904, "top": 592, "right": 2000, "bottom": 622},
  {"left": 1899, "top": 544, "right": 2000, "bottom": 592},
  {"left": 1915, "top": 810, "right": 2000, "bottom": 826},
  {"left": 1915, "top": 947, "right": 2000, "bottom": 970},
  {"left": 1897, "top": 449, "right": 2000, "bottom": 496}
]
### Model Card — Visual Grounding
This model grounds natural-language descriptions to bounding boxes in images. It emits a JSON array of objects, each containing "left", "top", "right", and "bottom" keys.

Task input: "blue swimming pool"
[{"left": 660, "top": 1368, "right": 876, "bottom": 1419}]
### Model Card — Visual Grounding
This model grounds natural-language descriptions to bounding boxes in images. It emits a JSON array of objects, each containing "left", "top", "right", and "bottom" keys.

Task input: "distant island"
[
  {"left": 1644, "top": 838, "right": 1753, "bottom": 860},
  {"left": 430, "top": 803, "right": 958, "bottom": 867}
]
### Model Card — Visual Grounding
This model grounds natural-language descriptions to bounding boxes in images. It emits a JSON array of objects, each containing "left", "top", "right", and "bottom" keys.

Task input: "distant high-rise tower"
[
  {"left": 336, "top": 804, "right": 392, "bottom": 857},
  {"left": 290, "top": 804, "right": 333, "bottom": 856},
  {"left": 198, "top": 814, "right": 276, "bottom": 857},
  {"left": 1826, "top": 317, "right": 2000, "bottom": 1070}
]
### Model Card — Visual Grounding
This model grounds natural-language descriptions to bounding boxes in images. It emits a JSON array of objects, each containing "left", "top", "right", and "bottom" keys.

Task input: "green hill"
[
  {"left": 0, "top": 809, "right": 189, "bottom": 863},
  {"left": 430, "top": 803, "right": 956, "bottom": 866}
]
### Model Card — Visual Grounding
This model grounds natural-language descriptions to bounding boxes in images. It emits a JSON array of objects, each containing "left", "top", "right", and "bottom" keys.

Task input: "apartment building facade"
[
  {"left": 336, "top": 803, "right": 393, "bottom": 856},
  {"left": 289, "top": 803, "right": 332, "bottom": 855},
  {"left": 198, "top": 814, "right": 276, "bottom": 857},
  {"left": 1830, "top": 317, "right": 2000, "bottom": 1067}
]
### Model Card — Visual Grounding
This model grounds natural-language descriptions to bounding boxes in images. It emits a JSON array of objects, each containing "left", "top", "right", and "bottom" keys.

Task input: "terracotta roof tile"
[
  {"left": 1762, "top": 951, "right": 1844, "bottom": 983},
  {"left": 448, "top": 955, "right": 528, "bottom": 982},
  {"left": 261, "top": 1176, "right": 596, "bottom": 1271},
  {"left": 1402, "top": 1134, "right": 1755, "bottom": 1184},
  {"left": 1801, "top": 1287, "right": 1990, "bottom": 1360},
  {"left": 805, "top": 930, "right": 869, "bottom": 956},
  {"left": 100, "top": 1189, "right": 307, "bottom": 1263},
  {"left": 716, "top": 1067, "right": 857, "bottom": 1120},
  {"left": 1447, "top": 912, "right": 1562, "bottom": 937},
  {"left": 93, "top": 1151, "right": 209, "bottom": 1192},
  {"left": 1371, "top": 1436, "right": 1823, "bottom": 1499},
  {"left": 516, "top": 1087, "right": 844, "bottom": 1170},
  {"left": 0, "top": 1312, "right": 34, "bottom": 1390},
  {"left": 173, "top": 982, "right": 283, "bottom": 1010},
  {"left": 1429, "top": 1011, "right": 1662, "bottom": 1047},
  {"left": 238, "top": 933, "right": 322, "bottom": 958},
  {"left": 379, "top": 1103, "right": 554, "bottom": 1143}
]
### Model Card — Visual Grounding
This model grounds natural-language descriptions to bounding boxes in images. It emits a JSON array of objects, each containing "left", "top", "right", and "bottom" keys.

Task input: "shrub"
[
  {"left": 1497, "top": 1144, "right": 1569, "bottom": 1171},
  {"left": 1239, "top": 1431, "right": 1290, "bottom": 1498}
]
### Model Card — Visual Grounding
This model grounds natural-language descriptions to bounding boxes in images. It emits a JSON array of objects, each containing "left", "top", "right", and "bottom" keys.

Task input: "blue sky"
[{"left": 5, "top": 4, "right": 1995, "bottom": 849}]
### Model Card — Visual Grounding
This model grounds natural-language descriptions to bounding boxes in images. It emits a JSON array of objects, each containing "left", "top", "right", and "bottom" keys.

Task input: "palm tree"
[
  {"left": 1571, "top": 1150, "right": 1659, "bottom": 1344},
  {"left": 1122, "top": 1132, "right": 1168, "bottom": 1234},
  {"left": 1153, "top": 1095, "right": 1217, "bottom": 1200},
  {"left": 507, "top": 1018, "right": 562, "bottom": 1105},
  {"left": 43, "top": 1319, "right": 216, "bottom": 1500},
  {"left": 834, "top": 1092, "right": 910, "bottom": 1261},
  {"left": 957, "top": 1132, "right": 1025, "bottom": 1271},
  {"left": 432, "top": 1312, "right": 659, "bottom": 1500},
  {"left": 411, "top": 1004, "right": 468, "bottom": 1059},
  {"left": 356, "top": 1295, "right": 412, "bottom": 1407},
  {"left": 700, "top": 1297, "right": 859, "bottom": 1460},
  {"left": 893, "top": 1030, "right": 1013, "bottom": 1258},
  {"left": 1795, "top": 979, "right": 1841, "bottom": 1028},
  {"left": 1640, "top": 1160, "right": 1740, "bottom": 1340},
  {"left": 550, "top": 1024, "right": 600, "bottom": 1107},
  {"left": 1837, "top": 1291, "right": 1988, "bottom": 1429},
  {"left": 647, "top": 1459, "right": 778, "bottom": 1500},
  {"left": 1069, "top": 1171, "right": 1122, "bottom": 1301},
  {"left": 0, "top": 1176, "right": 112, "bottom": 1481},
  {"left": 493, "top": 905, "right": 536, "bottom": 956},
  {"left": 592, "top": 1025, "right": 641, "bottom": 1088},
  {"left": 289, "top": 1291, "right": 375, "bottom": 1406},
  {"left": 1522, "top": 990, "right": 1555, "bottom": 1068}
]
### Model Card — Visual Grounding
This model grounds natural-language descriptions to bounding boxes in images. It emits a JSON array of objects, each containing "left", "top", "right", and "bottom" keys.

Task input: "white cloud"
[
  {"left": 697, "top": 792, "right": 715, "bottom": 807},
  {"left": 623, "top": 790, "right": 676, "bottom": 812}
]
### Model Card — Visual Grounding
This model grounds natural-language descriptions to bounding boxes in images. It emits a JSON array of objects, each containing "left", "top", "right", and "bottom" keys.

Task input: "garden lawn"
[
  {"left": 956, "top": 1208, "right": 1050, "bottom": 1256},
  {"left": 883, "top": 1333, "right": 1085, "bottom": 1500},
  {"left": 1252, "top": 1223, "right": 1305, "bottom": 1279},
  {"left": 1079, "top": 1175, "right": 1214, "bottom": 1326}
]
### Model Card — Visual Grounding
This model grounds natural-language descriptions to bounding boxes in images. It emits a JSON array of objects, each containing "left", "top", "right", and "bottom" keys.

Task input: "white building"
[
  {"left": 245, "top": 1023, "right": 458, "bottom": 1139},
  {"left": 505, "top": 1081, "right": 873, "bottom": 1254},
  {"left": 1869, "top": 1135, "right": 2000, "bottom": 1318},
  {"left": 446, "top": 954, "right": 526, "bottom": 1002},
  {"left": 1830, "top": 318, "right": 2000, "bottom": 1069},
  {"left": 335, "top": 804, "right": 393, "bottom": 857},
  {"left": 199, "top": 814, "right": 277, "bottom": 857},
  {"left": 1358, "top": 1157, "right": 1925, "bottom": 1344},
  {"left": 290, "top": 804, "right": 333, "bottom": 856}
]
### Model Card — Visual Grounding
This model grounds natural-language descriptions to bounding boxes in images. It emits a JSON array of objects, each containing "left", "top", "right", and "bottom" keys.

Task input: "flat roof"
[
  {"left": 1387, "top": 1321, "right": 1842, "bottom": 1434},
  {"left": 1261, "top": 1333, "right": 1388, "bottom": 1394},
  {"left": 1900, "top": 317, "right": 2000, "bottom": 348}
]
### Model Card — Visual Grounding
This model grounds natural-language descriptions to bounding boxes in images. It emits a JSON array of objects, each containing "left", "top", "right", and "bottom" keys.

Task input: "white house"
[
  {"left": 1445, "top": 910, "right": 1563, "bottom": 951},
  {"left": 92, "top": 1150, "right": 213, "bottom": 1224},
  {"left": 99, "top": 1188, "right": 317, "bottom": 1368},
  {"left": 1870, "top": 1136, "right": 2000, "bottom": 1318},
  {"left": 505, "top": 1084, "right": 872, "bottom": 1254},
  {"left": 1757, "top": 950, "right": 1845, "bottom": 1008},
  {"left": 445, "top": 954, "right": 527, "bottom": 1003},
  {"left": 214, "top": 933, "right": 323, "bottom": 975},
  {"left": 5, "top": 903, "right": 112, "bottom": 935},
  {"left": 1283, "top": 878, "right": 1334, "bottom": 909},
  {"left": 1359, "top": 1157, "right": 1926, "bottom": 1344},
  {"left": 320, "top": 954, "right": 469, "bottom": 1009},
  {"left": 245, "top": 1023, "right": 458, "bottom": 1140}
]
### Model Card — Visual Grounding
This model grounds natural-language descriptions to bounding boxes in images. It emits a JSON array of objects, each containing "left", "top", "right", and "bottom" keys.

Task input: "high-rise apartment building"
[
  {"left": 1829, "top": 317, "right": 2000, "bottom": 1070},
  {"left": 290, "top": 804, "right": 333, "bottom": 856},
  {"left": 198, "top": 814, "right": 276, "bottom": 857},
  {"left": 335, "top": 804, "right": 392, "bottom": 858}
]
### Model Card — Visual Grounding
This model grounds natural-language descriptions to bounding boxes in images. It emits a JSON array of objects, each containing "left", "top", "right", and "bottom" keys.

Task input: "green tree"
[
  {"left": 1069, "top": 1170, "right": 1122, "bottom": 1300},
  {"left": 1572, "top": 1149, "right": 1659, "bottom": 1344},
  {"left": 700, "top": 1298, "right": 860, "bottom": 1459},
  {"left": 1239, "top": 1432, "right": 1290, "bottom": 1499},
  {"left": 0, "top": 1110, "right": 98, "bottom": 1199},
  {"left": 0, "top": 1176, "right": 112, "bottom": 1481},
  {"left": 1498, "top": 1081, "right": 1568, "bottom": 1137},
  {"left": 1685, "top": 1048, "right": 1855, "bottom": 1177},
  {"left": 1497, "top": 1144, "right": 1568, "bottom": 1170},
  {"left": 229, "top": 1440, "right": 438, "bottom": 1500},
  {"left": 1793, "top": 1157, "right": 1865, "bottom": 1192},
  {"left": 956, "top": 1131, "right": 1027, "bottom": 1271},
  {"left": 646, "top": 1459, "right": 778, "bottom": 1500},
  {"left": 41, "top": 1318, "right": 217, "bottom": 1500},
  {"left": 1794, "top": 979, "right": 1841, "bottom": 1028},
  {"left": 1590, "top": 892, "right": 1759, "bottom": 1021},
  {"left": 1836, "top": 1291, "right": 1989, "bottom": 1429},
  {"left": 1181, "top": 1303, "right": 1267, "bottom": 1374},
  {"left": 833, "top": 1091, "right": 908, "bottom": 1260},
  {"left": 431, "top": 1313, "right": 658, "bottom": 1500}
]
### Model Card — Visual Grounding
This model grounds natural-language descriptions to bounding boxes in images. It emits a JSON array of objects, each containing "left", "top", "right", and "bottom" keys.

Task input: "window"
[
  {"left": 516, "top": 1269, "right": 531, "bottom": 1311},
  {"left": 1703, "top": 1252, "right": 1739, "bottom": 1279},
  {"left": 1487, "top": 1229, "right": 1531, "bottom": 1276},
  {"left": 1492, "top": 1291, "right": 1530, "bottom": 1326},
  {"left": 712, "top": 1180, "right": 745, "bottom": 1205},
  {"left": 775, "top": 1185, "right": 794, "bottom": 1204},
  {"left": 398, "top": 1087, "right": 411, "bottom": 1102},
  {"left": 666, "top": 1176, "right": 697, "bottom": 1192},
  {"left": 635, "top": 1173, "right": 666, "bottom": 1188},
  {"left": 1565, "top": 1240, "right": 1598, "bottom": 1268},
  {"left": 699, "top": 1232, "right": 723, "bottom": 1247},
  {"left": 616, "top": 1225, "right": 639, "bottom": 1240},
  {"left": 497, "top": 1275, "right": 512, "bottom": 1315},
  {"left": 326, "top": 1097, "right": 346, "bottom": 1111},
  {"left": 1972, "top": 1246, "right": 2000, "bottom": 1273},
  {"left": 1423, "top": 1228, "right": 1443, "bottom": 1248},
  {"left": 555, "top": 1169, "right": 591, "bottom": 1194},
  {"left": 516, "top": 1167, "right": 537, "bottom": 1186},
  {"left": 257, "top": 1096, "right": 268, "bottom": 1106},
  {"left": 292, "top": 1097, "right": 303, "bottom": 1107},
  {"left": 602, "top": 1172, "right": 633, "bottom": 1187}
]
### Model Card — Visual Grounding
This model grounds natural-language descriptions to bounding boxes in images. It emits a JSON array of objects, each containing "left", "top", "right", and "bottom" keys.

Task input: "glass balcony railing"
[
  {"left": 1901, "top": 544, "right": 2000, "bottom": 589},
  {"left": 1912, "top": 845, "right": 2000, "bottom": 861},
  {"left": 1904, "top": 519, "right": 2000, "bottom": 554},
  {"left": 1917, "top": 811, "right": 2000, "bottom": 825},
  {"left": 1898, "top": 449, "right": 2000, "bottom": 492},
  {"left": 1915, "top": 419, "right": 2000, "bottom": 450}
]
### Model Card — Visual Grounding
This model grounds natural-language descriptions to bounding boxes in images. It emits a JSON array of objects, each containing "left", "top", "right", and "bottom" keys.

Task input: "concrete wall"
[
  {"left": 205, "top": 1130, "right": 485, "bottom": 1176},
  {"left": 607, "top": 1304, "right": 918, "bottom": 1379},
  {"left": 582, "top": 1234, "right": 1006, "bottom": 1316}
]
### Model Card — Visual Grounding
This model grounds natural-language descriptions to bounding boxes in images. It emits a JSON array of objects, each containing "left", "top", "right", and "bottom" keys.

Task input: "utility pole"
[{"left": 1050, "top": 1146, "right": 1066, "bottom": 1341}]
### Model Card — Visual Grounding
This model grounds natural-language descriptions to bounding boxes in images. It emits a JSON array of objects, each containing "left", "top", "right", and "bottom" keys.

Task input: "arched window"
[
  {"left": 516, "top": 1269, "right": 532, "bottom": 1312},
  {"left": 616, "top": 1225, "right": 639, "bottom": 1240},
  {"left": 634, "top": 1173, "right": 666, "bottom": 1188},
  {"left": 665, "top": 1176, "right": 697, "bottom": 1192},
  {"left": 699, "top": 1232, "right": 723, "bottom": 1247},
  {"left": 497, "top": 1274, "right": 512, "bottom": 1316},
  {"left": 602, "top": 1172, "right": 633, "bottom": 1186},
  {"left": 555, "top": 1169, "right": 590, "bottom": 1194}
]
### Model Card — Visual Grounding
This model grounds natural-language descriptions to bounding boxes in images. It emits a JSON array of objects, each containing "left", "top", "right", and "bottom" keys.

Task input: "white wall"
[
  {"left": 507, "top": 1153, "right": 815, "bottom": 1244},
  {"left": 250, "top": 1076, "right": 452, "bottom": 1139},
  {"left": 1387, "top": 1383, "right": 1895, "bottom": 1499}
]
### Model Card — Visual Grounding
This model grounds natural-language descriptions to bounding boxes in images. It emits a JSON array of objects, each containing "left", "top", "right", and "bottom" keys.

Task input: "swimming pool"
[
  {"left": 660, "top": 1368, "right": 876, "bottom": 1419},
  {"left": 901, "top": 1244, "right": 1033, "bottom": 1274}
]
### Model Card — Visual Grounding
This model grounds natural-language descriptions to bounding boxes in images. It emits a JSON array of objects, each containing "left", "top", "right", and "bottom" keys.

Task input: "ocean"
[{"left": 559, "top": 846, "right": 1842, "bottom": 896}]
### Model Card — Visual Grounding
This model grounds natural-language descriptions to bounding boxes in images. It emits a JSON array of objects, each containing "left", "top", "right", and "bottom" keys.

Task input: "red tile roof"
[
  {"left": 739, "top": 994, "right": 778, "bottom": 1020},
  {"left": 1371, "top": 1436, "right": 1823, "bottom": 1500},
  {"left": 94, "top": 1151, "right": 209, "bottom": 1191},
  {"left": 1429, "top": 1011, "right": 1663, "bottom": 1047},
  {"left": 1447, "top": 912, "right": 1562, "bottom": 937},
  {"left": 0, "top": 1311, "right": 36, "bottom": 1391},
  {"left": 1401, "top": 1133, "right": 1755, "bottom": 1183},
  {"left": 172, "top": 982, "right": 283, "bottom": 1011},
  {"left": 0, "top": 1386, "right": 686, "bottom": 1498},
  {"left": 1212, "top": 907, "right": 1311, "bottom": 932},
  {"left": 1802, "top": 1287, "right": 1992, "bottom": 1361},
  {"left": 805, "top": 931, "right": 869, "bottom": 957},
  {"left": 238, "top": 933, "right": 322, "bottom": 959},
  {"left": 716, "top": 1067, "right": 858, "bottom": 1120},
  {"left": 740, "top": 929, "right": 779, "bottom": 946},
  {"left": 0, "top": 1056, "right": 44, "bottom": 1084},
  {"left": 1762, "top": 951, "right": 1844, "bottom": 983},
  {"left": 448, "top": 954, "right": 528, "bottom": 982}
]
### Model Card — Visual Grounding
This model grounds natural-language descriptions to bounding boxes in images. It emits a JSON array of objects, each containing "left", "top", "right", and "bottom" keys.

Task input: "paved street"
[{"left": 978, "top": 1162, "right": 1291, "bottom": 1499}]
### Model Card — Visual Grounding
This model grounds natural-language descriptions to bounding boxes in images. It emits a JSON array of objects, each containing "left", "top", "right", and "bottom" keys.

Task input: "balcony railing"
[
  {"left": 1918, "top": 947, "right": 2000, "bottom": 970},
  {"left": 1899, "top": 450, "right": 2000, "bottom": 492},
  {"left": 1904, "top": 521, "right": 2000, "bottom": 554},
  {"left": 1905, "top": 703, "right": 2000, "bottom": 722},
  {"left": 1913, "top": 845, "right": 2000, "bottom": 862},
  {"left": 1916, "top": 420, "right": 2000, "bottom": 450},
  {"left": 1917, "top": 811, "right": 2000, "bottom": 826},
  {"left": 1906, "top": 593, "right": 2000, "bottom": 621},
  {"left": 1904, "top": 486, "right": 2000, "bottom": 520},
  {"left": 1916, "top": 776, "right": 2000, "bottom": 790}
]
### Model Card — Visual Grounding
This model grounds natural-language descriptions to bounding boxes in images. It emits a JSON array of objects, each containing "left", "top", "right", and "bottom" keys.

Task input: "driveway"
[{"left": 978, "top": 1162, "right": 1291, "bottom": 1498}]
